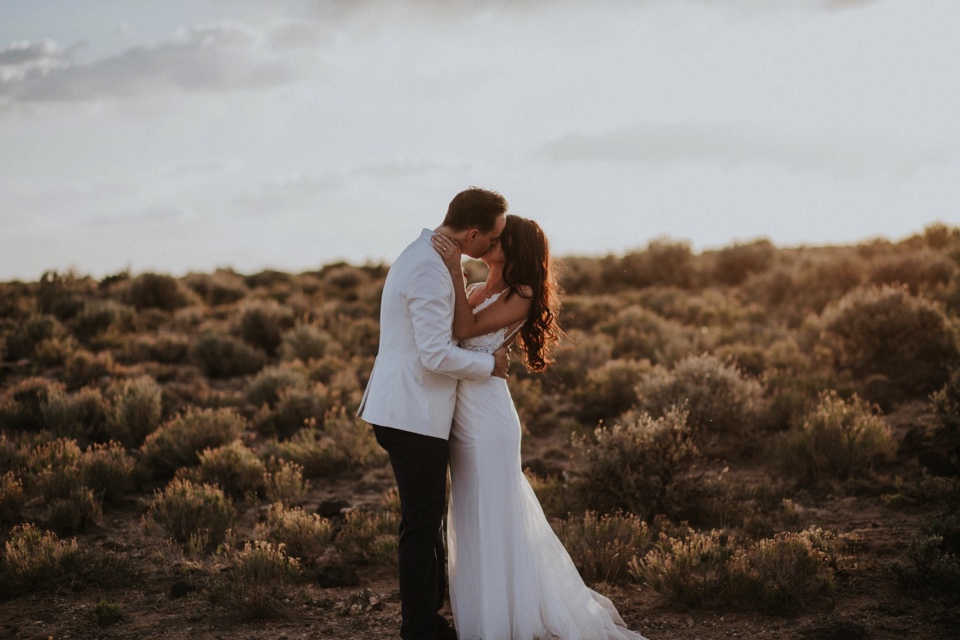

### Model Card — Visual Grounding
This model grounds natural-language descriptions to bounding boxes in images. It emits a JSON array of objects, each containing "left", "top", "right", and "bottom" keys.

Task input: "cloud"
[
  {"left": 538, "top": 123, "right": 958, "bottom": 177},
  {"left": 267, "top": 20, "right": 338, "bottom": 50},
  {"left": 0, "top": 24, "right": 300, "bottom": 104}
]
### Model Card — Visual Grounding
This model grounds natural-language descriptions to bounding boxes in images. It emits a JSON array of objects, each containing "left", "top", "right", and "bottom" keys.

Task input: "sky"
[{"left": 1, "top": 0, "right": 958, "bottom": 280}]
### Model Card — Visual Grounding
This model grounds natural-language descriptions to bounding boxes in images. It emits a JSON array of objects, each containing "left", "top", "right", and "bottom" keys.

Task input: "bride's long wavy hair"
[{"left": 500, "top": 215, "right": 561, "bottom": 372}]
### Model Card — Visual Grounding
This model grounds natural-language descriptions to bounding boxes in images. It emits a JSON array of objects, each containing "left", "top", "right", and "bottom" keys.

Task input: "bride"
[{"left": 432, "top": 216, "right": 646, "bottom": 640}]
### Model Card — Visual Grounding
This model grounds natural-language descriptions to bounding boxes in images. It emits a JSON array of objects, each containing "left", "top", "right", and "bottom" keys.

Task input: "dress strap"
[{"left": 502, "top": 322, "right": 524, "bottom": 345}]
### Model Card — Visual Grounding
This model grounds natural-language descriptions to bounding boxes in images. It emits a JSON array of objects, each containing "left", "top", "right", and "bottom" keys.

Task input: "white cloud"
[
  {"left": 538, "top": 123, "right": 958, "bottom": 178},
  {"left": 0, "top": 24, "right": 301, "bottom": 104}
]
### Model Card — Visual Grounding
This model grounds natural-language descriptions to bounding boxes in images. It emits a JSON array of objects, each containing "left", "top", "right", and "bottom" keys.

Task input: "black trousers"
[{"left": 373, "top": 424, "right": 450, "bottom": 640}]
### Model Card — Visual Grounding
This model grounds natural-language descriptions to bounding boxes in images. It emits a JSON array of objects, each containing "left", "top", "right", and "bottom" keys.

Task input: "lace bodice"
[{"left": 459, "top": 287, "right": 522, "bottom": 355}]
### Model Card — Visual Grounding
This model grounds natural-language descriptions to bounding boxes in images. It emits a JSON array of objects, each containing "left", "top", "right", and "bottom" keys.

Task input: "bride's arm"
[{"left": 431, "top": 234, "right": 530, "bottom": 340}]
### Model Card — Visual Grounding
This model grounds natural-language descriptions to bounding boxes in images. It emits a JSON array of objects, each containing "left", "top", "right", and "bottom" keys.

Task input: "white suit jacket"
[{"left": 357, "top": 228, "right": 495, "bottom": 439}]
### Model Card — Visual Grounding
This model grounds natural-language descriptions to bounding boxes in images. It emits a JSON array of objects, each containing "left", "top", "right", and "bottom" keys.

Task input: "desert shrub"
[
  {"left": 778, "top": 390, "right": 894, "bottom": 487},
  {"left": 47, "top": 486, "right": 102, "bottom": 535},
  {"left": 0, "top": 471, "right": 25, "bottom": 529},
  {"left": 106, "top": 376, "right": 163, "bottom": 447},
  {"left": 235, "top": 300, "right": 295, "bottom": 356},
  {"left": 256, "top": 502, "right": 333, "bottom": 566},
  {"left": 146, "top": 478, "right": 236, "bottom": 553},
  {"left": 63, "top": 349, "right": 115, "bottom": 388},
  {"left": 633, "top": 354, "right": 765, "bottom": 443},
  {"left": 559, "top": 295, "right": 623, "bottom": 332},
  {"left": 209, "top": 540, "right": 301, "bottom": 620},
  {"left": 818, "top": 285, "right": 960, "bottom": 398},
  {"left": 87, "top": 598, "right": 125, "bottom": 627},
  {"left": 263, "top": 457, "right": 309, "bottom": 505},
  {"left": 262, "top": 408, "right": 385, "bottom": 478},
  {"left": 893, "top": 511, "right": 960, "bottom": 600},
  {"left": 932, "top": 368, "right": 960, "bottom": 435},
  {"left": 552, "top": 330, "right": 614, "bottom": 388},
  {"left": 78, "top": 441, "right": 137, "bottom": 505},
  {"left": 598, "top": 305, "right": 695, "bottom": 365},
  {"left": 191, "top": 332, "right": 266, "bottom": 379},
  {"left": 178, "top": 440, "right": 265, "bottom": 500},
  {"left": 0, "top": 376, "right": 65, "bottom": 431},
  {"left": 0, "top": 523, "right": 82, "bottom": 600},
  {"left": 571, "top": 408, "right": 698, "bottom": 520},
  {"left": 525, "top": 470, "right": 580, "bottom": 519},
  {"left": 184, "top": 270, "right": 249, "bottom": 306},
  {"left": 573, "top": 358, "right": 651, "bottom": 425},
  {"left": 613, "top": 240, "right": 698, "bottom": 289},
  {"left": 4, "top": 313, "right": 65, "bottom": 360},
  {"left": 32, "top": 334, "right": 79, "bottom": 366},
  {"left": 72, "top": 299, "right": 135, "bottom": 341},
  {"left": 553, "top": 511, "right": 651, "bottom": 585},
  {"left": 37, "top": 270, "right": 96, "bottom": 321},
  {"left": 630, "top": 529, "right": 734, "bottom": 610},
  {"left": 728, "top": 529, "right": 837, "bottom": 613},
  {"left": 334, "top": 509, "right": 399, "bottom": 565},
  {"left": 710, "top": 239, "right": 776, "bottom": 286},
  {"left": 253, "top": 385, "right": 335, "bottom": 440},
  {"left": 122, "top": 332, "right": 191, "bottom": 364},
  {"left": 868, "top": 249, "right": 956, "bottom": 296},
  {"left": 122, "top": 272, "right": 200, "bottom": 311},
  {"left": 246, "top": 365, "right": 310, "bottom": 408},
  {"left": 40, "top": 386, "right": 109, "bottom": 444},
  {"left": 140, "top": 407, "right": 245, "bottom": 479},
  {"left": 279, "top": 323, "right": 337, "bottom": 361}
]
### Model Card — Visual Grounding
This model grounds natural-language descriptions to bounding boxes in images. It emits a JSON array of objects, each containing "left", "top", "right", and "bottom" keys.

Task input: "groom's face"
[{"left": 461, "top": 214, "right": 506, "bottom": 259}]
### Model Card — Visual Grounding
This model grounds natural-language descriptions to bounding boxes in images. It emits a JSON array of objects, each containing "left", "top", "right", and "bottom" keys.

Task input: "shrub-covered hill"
[{"left": 1, "top": 224, "right": 959, "bottom": 639}]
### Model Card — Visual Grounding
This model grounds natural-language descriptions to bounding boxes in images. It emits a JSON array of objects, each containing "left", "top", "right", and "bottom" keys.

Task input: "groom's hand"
[{"left": 492, "top": 347, "right": 510, "bottom": 379}]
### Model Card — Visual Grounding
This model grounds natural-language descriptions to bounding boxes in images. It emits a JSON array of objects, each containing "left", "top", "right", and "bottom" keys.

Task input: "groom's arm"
[{"left": 405, "top": 258, "right": 495, "bottom": 380}]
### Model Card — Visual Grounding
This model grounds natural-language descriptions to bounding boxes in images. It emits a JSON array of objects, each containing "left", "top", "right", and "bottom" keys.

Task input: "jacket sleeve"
[{"left": 404, "top": 257, "right": 495, "bottom": 380}]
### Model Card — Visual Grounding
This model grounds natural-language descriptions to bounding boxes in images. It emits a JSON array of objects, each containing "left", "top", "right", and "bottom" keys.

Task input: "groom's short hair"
[{"left": 443, "top": 187, "right": 508, "bottom": 233}]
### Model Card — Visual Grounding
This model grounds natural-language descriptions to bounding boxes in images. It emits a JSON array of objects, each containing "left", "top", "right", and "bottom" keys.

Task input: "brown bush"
[
  {"left": 709, "top": 239, "right": 776, "bottom": 286},
  {"left": 573, "top": 358, "right": 652, "bottom": 425},
  {"left": 63, "top": 349, "right": 115, "bottom": 388},
  {"left": 122, "top": 272, "right": 200, "bottom": 311},
  {"left": 141, "top": 407, "right": 245, "bottom": 479},
  {"left": 255, "top": 502, "right": 333, "bottom": 566},
  {"left": 235, "top": 300, "right": 295, "bottom": 356},
  {"left": 105, "top": 376, "right": 163, "bottom": 447},
  {"left": 4, "top": 313, "right": 65, "bottom": 360},
  {"left": 191, "top": 332, "right": 266, "bottom": 379},
  {"left": 818, "top": 284, "right": 959, "bottom": 398},
  {"left": 0, "top": 377, "right": 65, "bottom": 432},
  {"left": 177, "top": 440, "right": 265, "bottom": 501},
  {"left": 72, "top": 300, "right": 136, "bottom": 342},
  {"left": 208, "top": 540, "right": 301, "bottom": 620},
  {"left": 598, "top": 305, "right": 695, "bottom": 365},
  {"left": 868, "top": 249, "right": 956, "bottom": 296},
  {"left": 146, "top": 478, "right": 236, "bottom": 553},
  {"left": 553, "top": 511, "right": 651, "bottom": 585},
  {"left": 183, "top": 270, "right": 249, "bottom": 306}
]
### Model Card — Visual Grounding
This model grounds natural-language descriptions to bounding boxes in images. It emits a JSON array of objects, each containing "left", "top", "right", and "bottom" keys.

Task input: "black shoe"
[{"left": 436, "top": 617, "right": 458, "bottom": 640}]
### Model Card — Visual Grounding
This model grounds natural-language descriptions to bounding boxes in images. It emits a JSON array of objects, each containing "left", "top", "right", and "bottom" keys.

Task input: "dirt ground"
[{"left": 2, "top": 427, "right": 959, "bottom": 640}]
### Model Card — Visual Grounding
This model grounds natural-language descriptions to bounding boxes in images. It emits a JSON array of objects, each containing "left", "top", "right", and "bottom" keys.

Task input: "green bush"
[
  {"left": 191, "top": 332, "right": 266, "bottom": 379},
  {"left": 87, "top": 598, "right": 125, "bottom": 627},
  {"left": 140, "top": 407, "right": 245, "bottom": 479},
  {"left": 106, "top": 376, "right": 163, "bottom": 447},
  {"left": 334, "top": 509, "right": 398, "bottom": 565},
  {"left": 235, "top": 300, "right": 295, "bottom": 356},
  {"left": 571, "top": 408, "right": 698, "bottom": 520},
  {"left": 209, "top": 540, "right": 301, "bottom": 620},
  {"left": 177, "top": 440, "right": 265, "bottom": 500},
  {"left": 778, "top": 390, "right": 894, "bottom": 487},
  {"left": 818, "top": 285, "right": 960, "bottom": 398},
  {"left": 0, "top": 376, "right": 65, "bottom": 432},
  {"left": 633, "top": 354, "right": 766, "bottom": 443},
  {"left": 256, "top": 502, "right": 333, "bottom": 566},
  {"left": 146, "top": 478, "right": 236, "bottom": 553},
  {"left": 553, "top": 511, "right": 651, "bottom": 585}
]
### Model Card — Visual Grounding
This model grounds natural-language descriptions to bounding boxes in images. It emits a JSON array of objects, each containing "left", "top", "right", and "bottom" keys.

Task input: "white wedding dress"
[{"left": 446, "top": 288, "right": 647, "bottom": 640}]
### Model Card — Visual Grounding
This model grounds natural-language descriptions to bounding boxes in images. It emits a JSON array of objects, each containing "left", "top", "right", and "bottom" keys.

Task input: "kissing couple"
[{"left": 358, "top": 187, "right": 646, "bottom": 640}]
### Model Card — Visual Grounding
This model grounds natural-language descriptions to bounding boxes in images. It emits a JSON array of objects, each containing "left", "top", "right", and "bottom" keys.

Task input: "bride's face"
[{"left": 481, "top": 238, "right": 505, "bottom": 266}]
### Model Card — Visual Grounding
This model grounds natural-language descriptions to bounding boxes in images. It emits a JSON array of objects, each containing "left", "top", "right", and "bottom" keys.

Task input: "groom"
[{"left": 358, "top": 187, "right": 510, "bottom": 640}]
